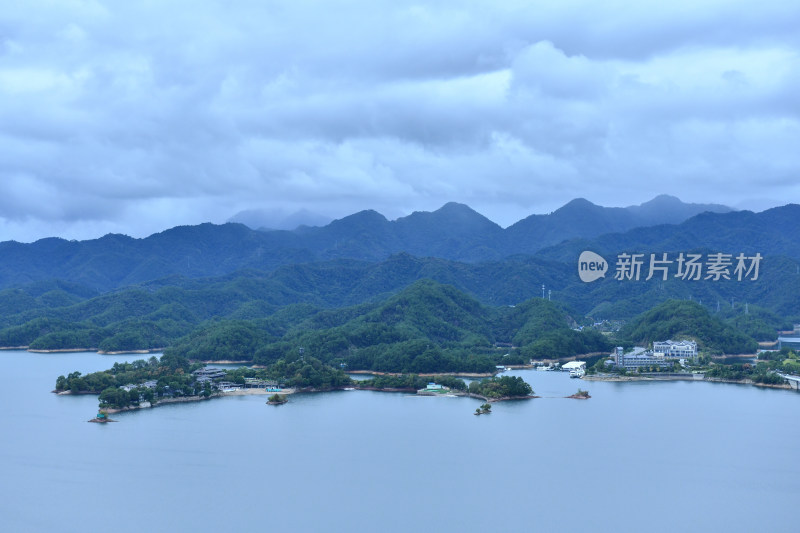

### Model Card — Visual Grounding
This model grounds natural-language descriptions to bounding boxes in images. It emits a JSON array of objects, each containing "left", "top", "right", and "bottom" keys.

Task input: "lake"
[{"left": 1, "top": 350, "right": 798, "bottom": 533}]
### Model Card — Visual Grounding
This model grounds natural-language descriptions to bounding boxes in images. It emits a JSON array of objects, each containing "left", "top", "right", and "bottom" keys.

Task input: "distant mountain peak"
[
  {"left": 436, "top": 201, "right": 475, "bottom": 213},
  {"left": 626, "top": 195, "right": 733, "bottom": 220},
  {"left": 555, "top": 198, "right": 601, "bottom": 214},
  {"left": 396, "top": 203, "right": 502, "bottom": 235},
  {"left": 228, "top": 207, "right": 332, "bottom": 231},
  {"left": 563, "top": 197, "right": 597, "bottom": 207},
  {"left": 328, "top": 209, "right": 389, "bottom": 228}
]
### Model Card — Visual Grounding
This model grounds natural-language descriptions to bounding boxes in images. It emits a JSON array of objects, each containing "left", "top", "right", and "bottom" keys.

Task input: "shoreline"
[
  {"left": 28, "top": 348, "right": 96, "bottom": 353},
  {"left": 192, "top": 359, "right": 252, "bottom": 364},
  {"left": 584, "top": 373, "right": 792, "bottom": 390},
  {"left": 69, "top": 387, "right": 299, "bottom": 413},
  {"left": 98, "top": 348, "right": 165, "bottom": 355},
  {"left": 7, "top": 347, "right": 165, "bottom": 355},
  {"left": 464, "top": 392, "right": 537, "bottom": 403},
  {"left": 347, "top": 370, "right": 495, "bottom": 378}
]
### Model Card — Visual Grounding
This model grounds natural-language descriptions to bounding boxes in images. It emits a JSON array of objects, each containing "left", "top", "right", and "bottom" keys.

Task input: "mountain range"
[
  {"left": 1, "top": 194, "right": 797, "bottom": 357},
  {"left": 0, "top": 195, "right": 749, "bottom": 290}
]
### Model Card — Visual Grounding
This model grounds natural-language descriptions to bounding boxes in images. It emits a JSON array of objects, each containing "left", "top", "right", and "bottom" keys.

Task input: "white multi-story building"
[
  {"left": 613, "top": 340, "right": 698, "bottom": 370},
  {"left": 653, "top": 340, "right": 698, "bottom": 361}
]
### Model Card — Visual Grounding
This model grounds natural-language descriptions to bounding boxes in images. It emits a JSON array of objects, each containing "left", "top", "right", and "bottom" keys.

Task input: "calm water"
[{"left": 1, "top": 351, "right": 799, "bottom": 533}]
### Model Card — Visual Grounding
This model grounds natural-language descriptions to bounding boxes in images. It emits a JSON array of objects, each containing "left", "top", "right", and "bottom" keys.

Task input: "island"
[
  {"left": 467, "top": 375, "right": 536, "bottom": 402},
  {"left": 567, "top": 388, "right": 591, "bottom": 399},
  {"left": 53, "top": 349, "right": 546, "bottom": 418},
  {"left": 88, "top": 410, "right": 117, "bottom": 423},
  {"left": 55, "top": 352, "right": 351, "bottom": 412},
  {"left": 266, "top": 393, "right": 288, "bottom": 405},
  {"left": 474, "top": 403, "right": 492, "bottom": 415}
]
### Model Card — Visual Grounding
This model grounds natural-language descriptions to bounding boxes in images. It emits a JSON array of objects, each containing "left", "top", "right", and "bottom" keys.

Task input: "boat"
[{"left": 569, "top": 369, "right": 585, "bottom": 378}]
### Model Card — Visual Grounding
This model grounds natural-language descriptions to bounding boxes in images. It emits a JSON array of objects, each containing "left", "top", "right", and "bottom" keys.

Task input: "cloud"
[{"left": 1, "top": 0, "right": 799, "bottom": 240}]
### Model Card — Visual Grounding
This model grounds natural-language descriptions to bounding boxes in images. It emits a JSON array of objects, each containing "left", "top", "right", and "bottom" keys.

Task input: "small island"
[
  {"left": 567, "top": 388, "right": 591, "bottom": 399},
  {"left": 88, "top": 410, "right": 117, "bottom": 423},
  {"left": 467, "top": 375, "right": 535, "bottom": 402},
  {"left": 266, "top": 393, "right": 288, "bottom": 405},
  {"left": 474, "top": 403, "right": 492, "bottom": 415}
]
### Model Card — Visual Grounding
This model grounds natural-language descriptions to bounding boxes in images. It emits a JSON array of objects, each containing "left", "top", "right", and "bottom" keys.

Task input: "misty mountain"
[
  {"left": 2, "top": 197, "right": 794, "bottom": 295},
  {"left": 504, "top": 195, "right": 732, "bottom": 253},
  {"left": 538, "top": 204, "right": 800, "bottom": 263},
  {"left": 228, "top": 208, "right": 332, "bottom": 230}
]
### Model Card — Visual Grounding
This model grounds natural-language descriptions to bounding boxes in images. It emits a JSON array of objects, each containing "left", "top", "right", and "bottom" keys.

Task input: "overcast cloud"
[{"left": 1, "top": 0, "right": 799, "bottom": 241}]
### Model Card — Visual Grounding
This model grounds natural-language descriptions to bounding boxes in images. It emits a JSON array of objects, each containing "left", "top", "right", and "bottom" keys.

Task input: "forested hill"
[
  {"left": 0, "top": 196, "right": 750, "bottom": 290},
  {"left": 1, "top": 248, "right": 798, "bottom": 349},
  {"left": 163, "top": 280, "right": 613, "bottom": 372},
  {"left": 619, "top": 300, "right": 758, "bottom": 354},
  {"left": 0, "top": 278, "right": 612, "bottom": 371}
]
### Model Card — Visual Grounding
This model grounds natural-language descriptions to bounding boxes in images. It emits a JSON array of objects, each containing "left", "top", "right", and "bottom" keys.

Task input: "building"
[
  {"left": 614, "top": 347, "right": 624, "bottom": 366},
  {"left": 778, "top": 336, "right": 800, "bottom": 351},
  {"left": 562, "top": 361, "right": 586, "bottom": 372},
  {"left": 653, "top": 340, "right": 698, "bottom": 361},
  {"left": 192, "top": 367, "right": 226, "bottom": 380},
  {"left": 244, "top": 377, "right": 271, "bottom": 388},
  {"left": 613, "top": 341, "right": 695, "bottom": 371},
  {"left": 616, "top": 352, "right": 673, "bottom": 370}
]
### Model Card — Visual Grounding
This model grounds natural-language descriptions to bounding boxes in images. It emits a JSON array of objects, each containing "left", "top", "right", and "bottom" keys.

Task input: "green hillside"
[
  {"left": 619, "top": 300, "right": 759, "bottom": 354},
  {"left": 163, "top": 280, "right": 611, "bottom": 373}
]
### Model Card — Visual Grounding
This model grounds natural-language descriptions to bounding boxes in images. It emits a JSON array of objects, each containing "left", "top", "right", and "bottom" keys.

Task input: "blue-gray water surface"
[{"left": 1, "top": 350, "right": 798, "bottom": 533}]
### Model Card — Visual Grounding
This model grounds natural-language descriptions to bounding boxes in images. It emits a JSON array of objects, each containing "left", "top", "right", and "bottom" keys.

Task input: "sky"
[{"left": 1, "top": 0, "right": 799, "bottom": 242}]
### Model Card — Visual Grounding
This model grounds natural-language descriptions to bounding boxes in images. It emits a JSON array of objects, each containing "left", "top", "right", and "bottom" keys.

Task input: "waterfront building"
[
  {"left": 613, "top": 340, "right": 696, "bottom": 370},
  {"left": 244, "top": 377, "right": 271, "bottom": 388},
  {"left": 562, "top": 361, "right": 586, "bottom": 372},
  {"left": 653, "top": 340, "right": 698, "bottom": 360},
  {"left": 617, "top": 353, "right": 673, "bottom": 370}
]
